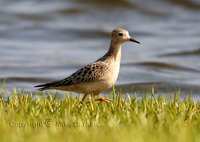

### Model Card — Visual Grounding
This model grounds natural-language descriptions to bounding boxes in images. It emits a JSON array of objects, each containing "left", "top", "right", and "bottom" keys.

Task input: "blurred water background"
[{"left": 0, "top": 0, "right": 200, "bottom": 95}]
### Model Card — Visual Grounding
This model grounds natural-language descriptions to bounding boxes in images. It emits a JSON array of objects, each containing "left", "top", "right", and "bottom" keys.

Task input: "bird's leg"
[
  {"left": 81, "top": 94, "right": 88, "bottom": 102},
  {"left": 95, "top": 95, "right": 111, "bottom": 103},
  {"left": 91, "top": 92, "right": 112, "bottom": 103}
]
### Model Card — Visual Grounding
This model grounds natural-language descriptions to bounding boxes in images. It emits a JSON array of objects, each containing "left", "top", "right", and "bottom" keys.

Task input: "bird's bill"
[{"left": 129, "top": 38, "right": 140, "bottom": 44}]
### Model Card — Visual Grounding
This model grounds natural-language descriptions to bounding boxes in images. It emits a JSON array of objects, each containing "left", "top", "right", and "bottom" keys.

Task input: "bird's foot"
[{"left": 95, "top": 96, "right": 111, "bottom": 103}]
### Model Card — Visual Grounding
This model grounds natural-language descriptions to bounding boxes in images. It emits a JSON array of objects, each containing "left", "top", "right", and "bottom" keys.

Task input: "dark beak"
[{"left": 130, "top": 38, "right": 140, "bottom": 44}]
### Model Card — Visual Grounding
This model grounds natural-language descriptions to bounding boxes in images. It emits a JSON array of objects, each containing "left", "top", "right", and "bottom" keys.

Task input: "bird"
[{"left": 35, "top": 27, "right": 140, "bottom": 102}]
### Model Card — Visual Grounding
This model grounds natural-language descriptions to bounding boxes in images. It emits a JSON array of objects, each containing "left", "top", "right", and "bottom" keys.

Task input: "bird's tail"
[{"left": 34, "top": 81, "right": 60, "bottom": 91}]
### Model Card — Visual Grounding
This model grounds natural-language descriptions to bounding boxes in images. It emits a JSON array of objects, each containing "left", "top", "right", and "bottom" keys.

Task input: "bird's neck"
[{"left": 106, "top": 41, "right": 122, "bottom": 61}]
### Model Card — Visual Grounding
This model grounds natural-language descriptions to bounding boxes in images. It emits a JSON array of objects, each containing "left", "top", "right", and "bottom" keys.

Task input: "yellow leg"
[{"left": 95, "top": 96, "right": 111, "bottom": 103}]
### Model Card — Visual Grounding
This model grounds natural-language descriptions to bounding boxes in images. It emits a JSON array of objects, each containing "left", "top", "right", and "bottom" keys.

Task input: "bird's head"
[{"left": 111, "top": 27, "right": 140, "bottom": 45}]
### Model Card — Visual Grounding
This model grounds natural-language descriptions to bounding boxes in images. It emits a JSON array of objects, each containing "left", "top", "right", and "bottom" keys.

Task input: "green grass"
[{"left": 0, "top": 90, "right": 200, "bottom": 142}]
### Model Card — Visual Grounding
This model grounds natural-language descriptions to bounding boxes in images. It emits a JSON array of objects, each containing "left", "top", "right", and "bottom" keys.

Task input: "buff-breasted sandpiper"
[{"left": 35, "top": 27, "right": 140, "bottom": 102}]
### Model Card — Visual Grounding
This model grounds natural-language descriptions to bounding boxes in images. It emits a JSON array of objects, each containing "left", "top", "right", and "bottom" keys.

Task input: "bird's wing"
[{"left": 35, "top": 61, "right": 110, "bottom": 90}]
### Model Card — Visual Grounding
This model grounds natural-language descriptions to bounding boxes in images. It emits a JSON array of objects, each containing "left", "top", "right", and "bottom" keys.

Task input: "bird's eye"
[{"left": 118, "top": 33, "right": 123, "bottom": 36}]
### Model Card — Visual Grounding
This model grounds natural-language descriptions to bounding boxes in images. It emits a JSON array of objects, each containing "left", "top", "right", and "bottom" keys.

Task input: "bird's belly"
[{"left": 58, "top": 80, "right": 112, "bottom": 94}]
